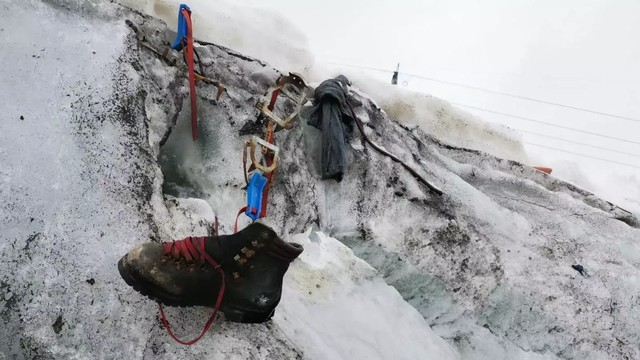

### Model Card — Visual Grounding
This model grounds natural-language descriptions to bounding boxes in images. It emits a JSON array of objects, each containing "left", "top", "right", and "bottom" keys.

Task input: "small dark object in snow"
[
  {"left": 572, "top": 264, "right": 586, "bottom": 277},
  {"left": 239, "top": 119, "right": 263, "bottom": 136},
  {"left": 19, "top": 115, "right": 24, "bottom": 120},
  {"left": 86, "top": 278, "right": 95, "bottom": 285},
  {"left": 52, "top": 315, "right": 64, "bottom": 334}
]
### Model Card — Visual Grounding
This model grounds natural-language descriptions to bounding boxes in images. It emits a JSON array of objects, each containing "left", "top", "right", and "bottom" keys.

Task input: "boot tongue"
[{"left": 203, "top": 235, "right": 240, "bottom": 268}]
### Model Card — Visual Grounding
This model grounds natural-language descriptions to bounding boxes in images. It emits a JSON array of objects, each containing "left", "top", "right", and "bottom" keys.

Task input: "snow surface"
[{"left": 3, "top": 1, "right": 640, "bottom": 360}]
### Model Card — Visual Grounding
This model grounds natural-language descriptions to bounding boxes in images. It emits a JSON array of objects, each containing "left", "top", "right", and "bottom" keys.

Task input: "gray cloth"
[{"left": 307, "top": 76, "right": 354, "bottom": 182}]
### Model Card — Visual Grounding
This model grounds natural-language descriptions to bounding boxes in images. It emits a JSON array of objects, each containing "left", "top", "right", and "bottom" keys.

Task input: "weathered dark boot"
[{"left": 117, "top": 222, "right": 303, "bottom": 323}]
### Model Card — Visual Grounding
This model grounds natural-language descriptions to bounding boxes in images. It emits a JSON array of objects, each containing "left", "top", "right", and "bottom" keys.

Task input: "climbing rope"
[{"left": 346, "top": 100, "right": 443, "bottom": 196}]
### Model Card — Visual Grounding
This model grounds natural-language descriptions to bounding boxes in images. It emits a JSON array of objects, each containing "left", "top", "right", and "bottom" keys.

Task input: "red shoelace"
[{"left": 158, "top": 236, "right": 225, "bottom": 345}]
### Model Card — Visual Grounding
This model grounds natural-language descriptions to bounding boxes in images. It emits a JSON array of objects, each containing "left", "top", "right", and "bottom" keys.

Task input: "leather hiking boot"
[{"left": 118, "top": 222, "right": 303, "bottom": 323}]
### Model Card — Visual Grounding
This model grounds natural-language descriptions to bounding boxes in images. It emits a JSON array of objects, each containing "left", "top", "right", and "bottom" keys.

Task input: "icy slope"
[{"left": 2, "top": 1, "right": 640, "bottom": 360}]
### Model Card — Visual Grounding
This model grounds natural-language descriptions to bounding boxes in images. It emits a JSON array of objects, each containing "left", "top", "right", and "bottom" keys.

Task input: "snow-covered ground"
[{"left": 2, "top": 1, "right": 640, "bottom": 360}]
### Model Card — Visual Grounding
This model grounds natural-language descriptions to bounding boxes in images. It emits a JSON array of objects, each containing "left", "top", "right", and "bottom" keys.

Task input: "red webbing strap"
[
  {"left": 182, "top": 8, "right": 198, "bottom": 141},
  {"left": 234, "top": 206, "right": 248, "bottom": 234},
  {"left": 268, "top": 89, "right": 280, "bottom": 110},
  {"left": 259, "top": 89, "right": 280, "bottom": 218},
  {"left": 159, "top": 237, "right": 225, "bottom": 345},
  {"left": 259, "top": 136, "right": 274, "bottom": 219}
]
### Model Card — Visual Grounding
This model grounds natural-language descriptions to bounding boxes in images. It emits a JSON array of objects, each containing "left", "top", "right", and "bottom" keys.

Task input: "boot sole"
[{"left": 118, "top": 257, "right": 275, "bottom": 323}]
